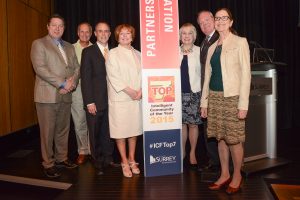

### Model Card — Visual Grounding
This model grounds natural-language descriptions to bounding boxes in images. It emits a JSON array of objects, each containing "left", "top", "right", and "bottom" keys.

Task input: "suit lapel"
[
  {"left": 94, "top": 44, "right": 105, "bottom": 61},
  {"left": 45, "top": 35, "right": 68, "bottom": 66}
]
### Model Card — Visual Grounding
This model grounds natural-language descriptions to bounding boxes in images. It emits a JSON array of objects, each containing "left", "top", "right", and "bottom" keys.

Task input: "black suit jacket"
[
  {"left": 200, "top": 31, "right": 219, "bottom": 89},
  {"left": 80, "top": 44, "right": 108, "bottom": 111}
]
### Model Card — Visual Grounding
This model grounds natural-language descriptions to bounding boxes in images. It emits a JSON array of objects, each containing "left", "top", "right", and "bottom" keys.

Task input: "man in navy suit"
[{"left": 80, "top": 22, "right": 115, "bottom": 175}]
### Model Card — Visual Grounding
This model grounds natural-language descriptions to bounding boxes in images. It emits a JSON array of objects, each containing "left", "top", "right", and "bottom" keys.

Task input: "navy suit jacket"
[{"left": 80, "top": 44, "right": 108, "bottom": 111}]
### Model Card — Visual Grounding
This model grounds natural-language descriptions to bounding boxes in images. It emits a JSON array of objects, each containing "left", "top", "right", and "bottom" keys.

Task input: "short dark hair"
[
  {"left": 48, "top": 14, "right": 65, "bottom": 26},
  {"left": 77, "top": 22, "right": 92, "bottom": 33},
  {"left": 94, "top": 21, "right": 110, "bottom": 31},
  {"left": 215, "top": 8, "right": 238, "bottom": 35}
]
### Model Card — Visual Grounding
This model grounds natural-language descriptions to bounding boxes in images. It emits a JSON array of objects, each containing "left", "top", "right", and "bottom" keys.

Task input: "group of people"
[
  {"left": 30, "top": 7, "right": 251, "bottom": 195},
  {"left": 31, "top": 15, "right": 142, "bottom": 179}
]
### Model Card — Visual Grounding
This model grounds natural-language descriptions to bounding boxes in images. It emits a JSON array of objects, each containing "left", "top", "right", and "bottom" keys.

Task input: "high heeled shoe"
[
  {"left": 208, "top": 177, "right": 231, "bottom": 190},
  {"left": 129, "top": 162, "right": 140, "bottom": 175},
  {"left": 121, "top": 163, "right": 132, "bottom": 178},
  {"left": 226, "top": 178, "right": 243, "bottom": 195}
]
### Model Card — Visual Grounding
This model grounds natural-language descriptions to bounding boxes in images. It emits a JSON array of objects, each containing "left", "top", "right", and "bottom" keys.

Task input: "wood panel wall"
[
  {"left": 0, "top": 0, "right": 52, "bottom": 136},
  {"left": 0, "top": 0, "right": 11, "bottom": 136}
]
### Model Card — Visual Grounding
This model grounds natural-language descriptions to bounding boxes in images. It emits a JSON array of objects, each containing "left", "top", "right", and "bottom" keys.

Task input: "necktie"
[
  {"left": 58, "top": 43, "right": 68, "bottom": 65},
  {"left": 103, "top": 48, "right": 109, "bottom": 61},
  {"left": 201, "top": 36, "right": 210, "bottom": 50}
]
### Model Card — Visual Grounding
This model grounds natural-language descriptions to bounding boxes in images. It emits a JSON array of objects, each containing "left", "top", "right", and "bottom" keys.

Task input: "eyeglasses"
[{"left": 214, "top": 16, "right": 230, "bottom": 21}]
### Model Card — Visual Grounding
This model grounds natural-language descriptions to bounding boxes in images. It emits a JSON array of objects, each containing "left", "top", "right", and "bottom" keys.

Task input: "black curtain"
[{"left": 54, "top": 0, "right": 300, "bottom": 130}]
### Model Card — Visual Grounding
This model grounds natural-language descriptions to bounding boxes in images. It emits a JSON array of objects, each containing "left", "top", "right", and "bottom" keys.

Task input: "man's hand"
[
  {"left": 87, "top": 103, "right": 97, "bottom": 115},
  {"left": 64, "top": 77, "right": 76, "bottom": 92},
  {"left": 59, "top": 88, "right": 68, "bottom": 94}
]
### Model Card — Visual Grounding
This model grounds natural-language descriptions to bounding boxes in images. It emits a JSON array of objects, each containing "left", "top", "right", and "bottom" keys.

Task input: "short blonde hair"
[{"left": 179, "top": 23, "right": 197, "bottom": 43}]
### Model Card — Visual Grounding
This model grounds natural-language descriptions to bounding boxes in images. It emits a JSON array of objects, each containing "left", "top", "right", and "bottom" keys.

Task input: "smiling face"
[
  {"left": 47, "top": 17, "right": 65, "bottom": 39},
  {"left": 118, "top": 28, "right": 133, "bottom": 46},
  {"left": 78, "top": 23, "right": 92, "bottom": 43},
  {"left": 94, "top": 23, "right": 111, "bottom": 46},
  {"left": 214, "top": 9, "right": 233, "bottom": 34},
  {"left": 197, "top": 11, "right": 215, "bottom": 36},
  {"left": 180, "top": 26, "right": 196, "bottom": 45}
]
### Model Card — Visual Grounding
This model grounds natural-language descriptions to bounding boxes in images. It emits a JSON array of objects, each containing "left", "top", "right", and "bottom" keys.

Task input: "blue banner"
[{"left": 144, "top": 129, "right": 182, "bottom": 177}]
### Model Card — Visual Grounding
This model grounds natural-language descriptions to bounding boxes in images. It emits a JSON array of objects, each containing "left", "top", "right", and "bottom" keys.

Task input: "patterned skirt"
[
  {"left": 182, "top": 92, "right": 202, "bottom": 125},
  {"left": 207, "top": 90, "right": 245, "bottom": 145}
]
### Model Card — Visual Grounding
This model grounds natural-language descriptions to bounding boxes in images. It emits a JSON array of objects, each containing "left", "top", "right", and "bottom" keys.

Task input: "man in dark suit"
[
  {"left": 197, "top": 10, "right": 220, "bottom": 171},
  {"left": 30, "top": 14, "right": 79, "bottom": 178},
  {"left": 80, "top": 21, "right": 115, "bottom": 175}
]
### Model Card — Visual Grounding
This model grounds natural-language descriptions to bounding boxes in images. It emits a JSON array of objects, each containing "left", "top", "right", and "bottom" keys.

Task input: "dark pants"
[
  {"left": 86, "top": 109, "right": 114, "bottom": 168},
  {"left": 202, "top": 121, "right": 220, "bottom": 167}
]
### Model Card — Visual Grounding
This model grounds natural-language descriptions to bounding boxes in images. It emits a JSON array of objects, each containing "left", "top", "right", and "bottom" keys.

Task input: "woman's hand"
[
  {"left": 134, "top": 89, "right": 142, "bottom": 100},
  {"left": 237, "top": 109, "right": 248, "bottom": 119},
  {"left": 123, "top": 87, "right": 139, "bottom": 100},
  {"left": 200, "top": 107, "right": 208, "bottom": 118}
]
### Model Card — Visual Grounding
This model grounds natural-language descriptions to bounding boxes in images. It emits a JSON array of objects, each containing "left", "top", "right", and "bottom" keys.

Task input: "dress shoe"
[
  {"left": 76, "top": 154, "right": 88, "bottom": 165},
  {"left": 104, "top": 161, "right": 121, "bottom": 168},
  {"left": 44, "top": 166, "right": 61, "bottom": 178},
  {"left": 129, "top": 162, "right": 140, "bottom": 175},
  {"left": 226, "top": 178, "right": 243, "bottom": 195},
  {"left": 121, "top": 163, "right": 132, "bottom": 178},
  {"left": 208, "top": 177, "right": 231, "bottom": 190},
  {"left": 198, "top": 163, "right": 220, "bottom": 172},
  {"left": 55, "top": 159, "right": 78, "bottom": 169},
  {"left": 189, "top": 163, "right": 198, "bottom": 170},
  {"left": 96, "top": 168, "right": 104, "bottom": 176}
]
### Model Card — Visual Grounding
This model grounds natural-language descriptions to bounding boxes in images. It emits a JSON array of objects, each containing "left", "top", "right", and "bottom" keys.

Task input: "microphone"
[{"left": 250, "top": 41, "right": 273, "bottom": 63}]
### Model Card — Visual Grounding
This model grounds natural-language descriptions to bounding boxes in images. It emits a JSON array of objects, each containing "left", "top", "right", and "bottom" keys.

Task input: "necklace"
[{"left": 181, "top": 45, "right": 193, "bottom": 54}]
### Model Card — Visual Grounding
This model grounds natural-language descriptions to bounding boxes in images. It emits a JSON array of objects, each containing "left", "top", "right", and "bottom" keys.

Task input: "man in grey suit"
[{"left": 30, "top": 14, "right": 79, "bottom": 178}]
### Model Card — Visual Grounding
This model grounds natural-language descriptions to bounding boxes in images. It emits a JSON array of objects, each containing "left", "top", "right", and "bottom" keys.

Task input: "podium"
[{"left": 242, "top": 62, "right": 289, "bottom": 175}]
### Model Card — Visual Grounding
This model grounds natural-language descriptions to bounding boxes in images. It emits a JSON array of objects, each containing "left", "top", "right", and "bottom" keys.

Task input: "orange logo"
[{"left": 148, "top": 76, "right": 175, "bottom": 102}]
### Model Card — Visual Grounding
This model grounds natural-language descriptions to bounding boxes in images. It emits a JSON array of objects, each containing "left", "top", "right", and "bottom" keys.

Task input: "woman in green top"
[{"left": 200, "top": 8, "right": 251, "bottom": 195}]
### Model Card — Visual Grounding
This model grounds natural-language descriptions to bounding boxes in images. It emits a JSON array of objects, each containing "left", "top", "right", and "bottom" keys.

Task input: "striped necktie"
[
  {"left": 103, "top": 48, "right": 109, "bottom": 61},
  {"left": 58, "top": 42, "right": 68, "bottom": 65}
]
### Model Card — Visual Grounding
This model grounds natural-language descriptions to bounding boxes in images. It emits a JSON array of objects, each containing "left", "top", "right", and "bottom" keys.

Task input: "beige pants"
[
  {"left": 71, "top": 83, "right": 90, "bottom": 155},
  {"left": 36, "top": 102, "right": 71, "bottom": 169}
]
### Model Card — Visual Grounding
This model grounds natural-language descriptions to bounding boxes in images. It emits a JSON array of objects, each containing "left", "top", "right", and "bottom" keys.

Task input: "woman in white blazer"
[
  {"left": 200, "top": 8, "right": 251, "bottom": 194},
  {"left": 106, "top": 24, "right": 142, "bottom": 178},
  {"left": 179, "top": 23, "right": 202, "bottom": 170}
]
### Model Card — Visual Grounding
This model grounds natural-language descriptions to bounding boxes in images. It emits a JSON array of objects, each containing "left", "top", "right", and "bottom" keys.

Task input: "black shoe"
[
  {"left": 96, "top": 168, "right": 104, "bottom": 176},
  {"left": 44, "top": 166, "right": 61, "bottom": 178},
  {"left": 104, "top": 161, "right": 121, "bottom": 168},
  {"left": 190, "top": 164, "right": 198, "bottom": 170},
  {"left": 198, "top": 163, "right": 220, "bottom": 172},
  {"left": 55, "top": 160, "right": 78, "bottom": 169}
]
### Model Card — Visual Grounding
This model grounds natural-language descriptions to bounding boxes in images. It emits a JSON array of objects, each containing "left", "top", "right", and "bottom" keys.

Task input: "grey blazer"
[{"left": 30, "top": 35, "right": 80, "bottom": 103}]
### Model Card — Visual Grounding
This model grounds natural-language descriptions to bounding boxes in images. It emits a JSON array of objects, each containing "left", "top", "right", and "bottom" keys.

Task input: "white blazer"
[{"left": 179, "top": 45, "right": 201, "bottom": 93}]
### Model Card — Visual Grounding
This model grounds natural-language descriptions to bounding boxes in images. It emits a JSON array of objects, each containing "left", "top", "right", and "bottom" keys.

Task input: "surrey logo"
[{"left": 149, "top": 155, "right": 176, "bottom": 165}]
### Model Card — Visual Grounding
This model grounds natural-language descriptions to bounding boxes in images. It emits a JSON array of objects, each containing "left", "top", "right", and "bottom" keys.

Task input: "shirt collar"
[
  {"left": 96, "top": 42, "right": 108, "bottom": 52},
  {"left": 53, "top": 38, "right": 64, "bottom": 46}
]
